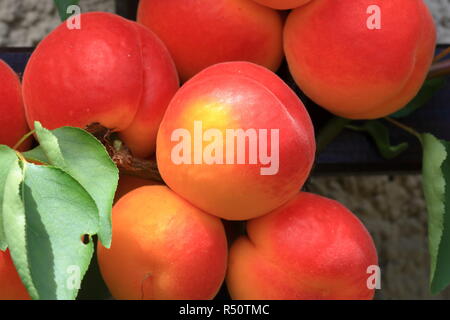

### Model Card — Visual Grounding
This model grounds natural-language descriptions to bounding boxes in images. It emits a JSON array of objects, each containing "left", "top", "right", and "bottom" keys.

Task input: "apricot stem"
[
  {"left": 384, "top": 117, "right": 422, "bottom": 143},
  {"left": 428, "top": 59, "right": 450, "bottom": 79},
  {"left": 85, "top": 123, "right": 163, "bottom": 183},
  {"left": 316, "top": 117, "right": 352, "bottom": 153},
  {"left": 433, "top": 46, "right": 450, "bottom": 63},
  {"left": 13, "top": 130, "right": 35, "bottom": 151},
  {"left": 15, "top": 150, "right": 27, "bottom": 164}
]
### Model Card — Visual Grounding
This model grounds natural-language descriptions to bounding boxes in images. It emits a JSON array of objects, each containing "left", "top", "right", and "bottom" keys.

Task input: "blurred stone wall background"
[
  {"left": 0, "top": 0, "right": 449, "bottom": 299},
  {"left": 0, "top": 0, "right": 115, "bottom": 47}
]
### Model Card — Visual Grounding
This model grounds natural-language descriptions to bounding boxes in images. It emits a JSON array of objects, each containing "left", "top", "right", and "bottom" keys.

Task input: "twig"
[
  {"left": 428, "top": 59, "right": 450, "bottom": 79},
  {"left": 13, "top": 130, "right": 35, "bottom": 150},
  {"left": 85, "top": 123, "right": 163, "bottom": 183},
  {"left": 384, "top": 117, "right": 422, "bottom": 143},
  {"left": 433, "top": 46, "right": 450, "bottom": 63}
]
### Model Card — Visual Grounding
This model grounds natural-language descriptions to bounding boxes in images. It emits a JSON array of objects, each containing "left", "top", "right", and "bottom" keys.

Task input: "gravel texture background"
[{"left": 1, "top": 0, "right": 449, "bottom": 299}]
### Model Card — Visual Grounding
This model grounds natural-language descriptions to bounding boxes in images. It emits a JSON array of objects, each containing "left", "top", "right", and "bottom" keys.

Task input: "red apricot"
[
  {"left": 156, "top": 62, "right": 315, "bottom": 221},
  {"left": 227, "top": 192, "right": 378, "bottom": 300},
  {"left": 22, "top": 12, "right": 179, "bottom": 158},
  {"left": 0, "top": 60, "right": 31, "bottom": 151},
  {"left": 0, "top": 250, "right": 30, "bottom": 300},
  {"left": 137, "top": 0, "right": 284, "bottom": 82},
  {"left": 97, "top": 186, "right": 228, "bottom": 300},
  {"left": 284, "top": 0, "right": 436, "bottom": 119}
]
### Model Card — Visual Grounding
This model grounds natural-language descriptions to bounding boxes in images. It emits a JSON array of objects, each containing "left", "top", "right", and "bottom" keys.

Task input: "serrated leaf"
[
  {"left": 3, "top": 163, "right": 99, "bottom": 300},
  {"left": 2, "top": 159, "right": 36, "bottom": 298},
  {"left": 391, "top": 77, "right": 446, "bottom": 118},
  {"left": 0, "top": 146, "right": 19, "bottom": 250},
  {"left": 54, "top": 0, "right": 80, "bottom": 21},
  {"left": 421, "top": 133, "right": 450, "bottom": 294},
  {"left": 347, "top": 121, "right": 409, "bottom": 160},
  {"left": 34, "top": 122, "right": 66, "bottom": 165},
  {"left": 33, "top": 122, "right": 117, "bottom": 248}
]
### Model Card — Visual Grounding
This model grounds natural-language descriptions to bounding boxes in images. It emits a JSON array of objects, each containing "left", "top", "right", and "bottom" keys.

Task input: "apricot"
[
  {"left": 22, "top": 12, "right": 179, "bottom": 158},
  {"left": 0, "top": 60, "right": 31, "bottom": 151},
  {"left": 97, "top": 186, "right": 228, "bottom": 300},
  {"left": 0, "top": 250, "right": 30, "bottom": 300},
  {"left": 284, "top": 0, "right": 436, "bottom": 119},
  {"left": 137, "top": 0, "right": 284, "bottom": 82},
  {"left": 227, "top": 192, "right": 378, "bottom": 300},
  {"left": 114, "top": 174, "right": 162, "bottom": 202},
  {"left": 156, "top": 62, "right": 315, "bottom": 221},
  {"left": 251, "top": 0, "right": 311, "bottom": 10}
]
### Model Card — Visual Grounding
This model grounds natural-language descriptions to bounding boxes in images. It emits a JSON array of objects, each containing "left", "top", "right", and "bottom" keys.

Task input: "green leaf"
[
  {"left": 347, "top": 120, "right": 409, "bottom": 160},
  {"left": 3, "top": 163, "right": 99, "bottom": 300},
  {"left": 391, "top": 77, "right": 446, "bottom": 118},
  {"left": 2, "top": 160, "right": 35, "bottom": 297},
  {"left": 421, "top": 133, "right": 450, "bottom": 294},
  {"left": 23, "top": 146, "right": 49, "bottom": 165},
  {"left": 0, "top": 146, "right": 19, "bottom": 250},
  {"left": 53, "top": 0, "right": 80, "bottom": 21},
  {"left": 316, "top": 117, "right": 353, "bottom": 153},
  {"left": 32, "top": 122, "right": 117, "bottom": 248}
]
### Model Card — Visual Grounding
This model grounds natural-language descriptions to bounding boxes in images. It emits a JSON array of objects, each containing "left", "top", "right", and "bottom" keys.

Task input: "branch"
[
  {"left": 86, "top": 123, "right": 163, "bottom": 183},
  {"left": 428, "top": 59, "right": 450, "bottom": 79}
]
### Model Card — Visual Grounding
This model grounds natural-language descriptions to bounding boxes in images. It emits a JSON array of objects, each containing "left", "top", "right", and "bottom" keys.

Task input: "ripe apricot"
[
  {"left": 157, "top": 62, "right": 315, "bottom": 221},
  {"left": 227, "top": 192, "right": 378, "bottom": 300},
  {"left": 0, "top": 250, "right": 30, "bottom": 300},
  {"left": 0, "top": 60, "right": 31, "bottom": 151},
  {"left": 97, "top": 186, "right": 228, "bottom": 300},
  {"left": 284, "top": 0, "right": 436, "bottom": 119},
  {"left": 22, "top": 12, "right": 179, "bottom": 158},
  {"left": 137, "top": 0, "right": 284, "bottom": 82}
]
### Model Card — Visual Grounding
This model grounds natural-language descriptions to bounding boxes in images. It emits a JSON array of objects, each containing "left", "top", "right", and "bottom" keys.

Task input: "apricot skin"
[
  {"left": 0, "top": 250, "right": 30, "bottom": 300},
  {"left": 227, "top": 192, "right": 378, "bottom": 300},
  {"left": 284, "top": 0, "right": 436, "bottom": 119},
  {"left": 22, "top": 12, "right": 179, "bottom": 158},
  {"left": 156, "top": 62, "right": 315, "bottom": 221},
  {"left": 0, "top": 60, "right": 31, "bottom": 151},
  {"left": 251, "top": 0, "right": 311, "bottom": 10},
  {"left": 97, "top": 186, "right": 228, "bottom": 300},
  {"left": 137, "top": 0, "right": 284, "bottom": 82}
]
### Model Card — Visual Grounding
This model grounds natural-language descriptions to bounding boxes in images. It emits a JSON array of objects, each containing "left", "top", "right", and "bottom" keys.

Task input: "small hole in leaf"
[{"left": 81, "top": 234, "right": 90, "bottom": 245}]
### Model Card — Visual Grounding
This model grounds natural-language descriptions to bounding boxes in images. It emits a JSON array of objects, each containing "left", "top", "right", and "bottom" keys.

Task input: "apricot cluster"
[
  {"left": 98, "top": 60, "right": 377, "bottom": 300},
  {"left": 0, "top": 0, "right": 437, "bottom": 300}
]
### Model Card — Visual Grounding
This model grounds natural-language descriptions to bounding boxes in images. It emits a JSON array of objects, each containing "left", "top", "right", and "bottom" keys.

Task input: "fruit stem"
[
  {"left": 384, "top": 117, "right": 422, "bottom": 143},
  {"left": 84, "top": 124, "right": 164, "bottom": 183},
  {"left": 15, "top": 150, "right": 27, "bottom": 164},
  {"left": 13, "top": 130, "right": 35, "bottom": 151},
  {"left": 428, "top": 58, "right": 450, "bottom": 79},
  {"left": 433, "top": 46, "right": 450, "bottom": 63},
  {"left": 316, "top": 117, "right": 352, "bottom": 153}
]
